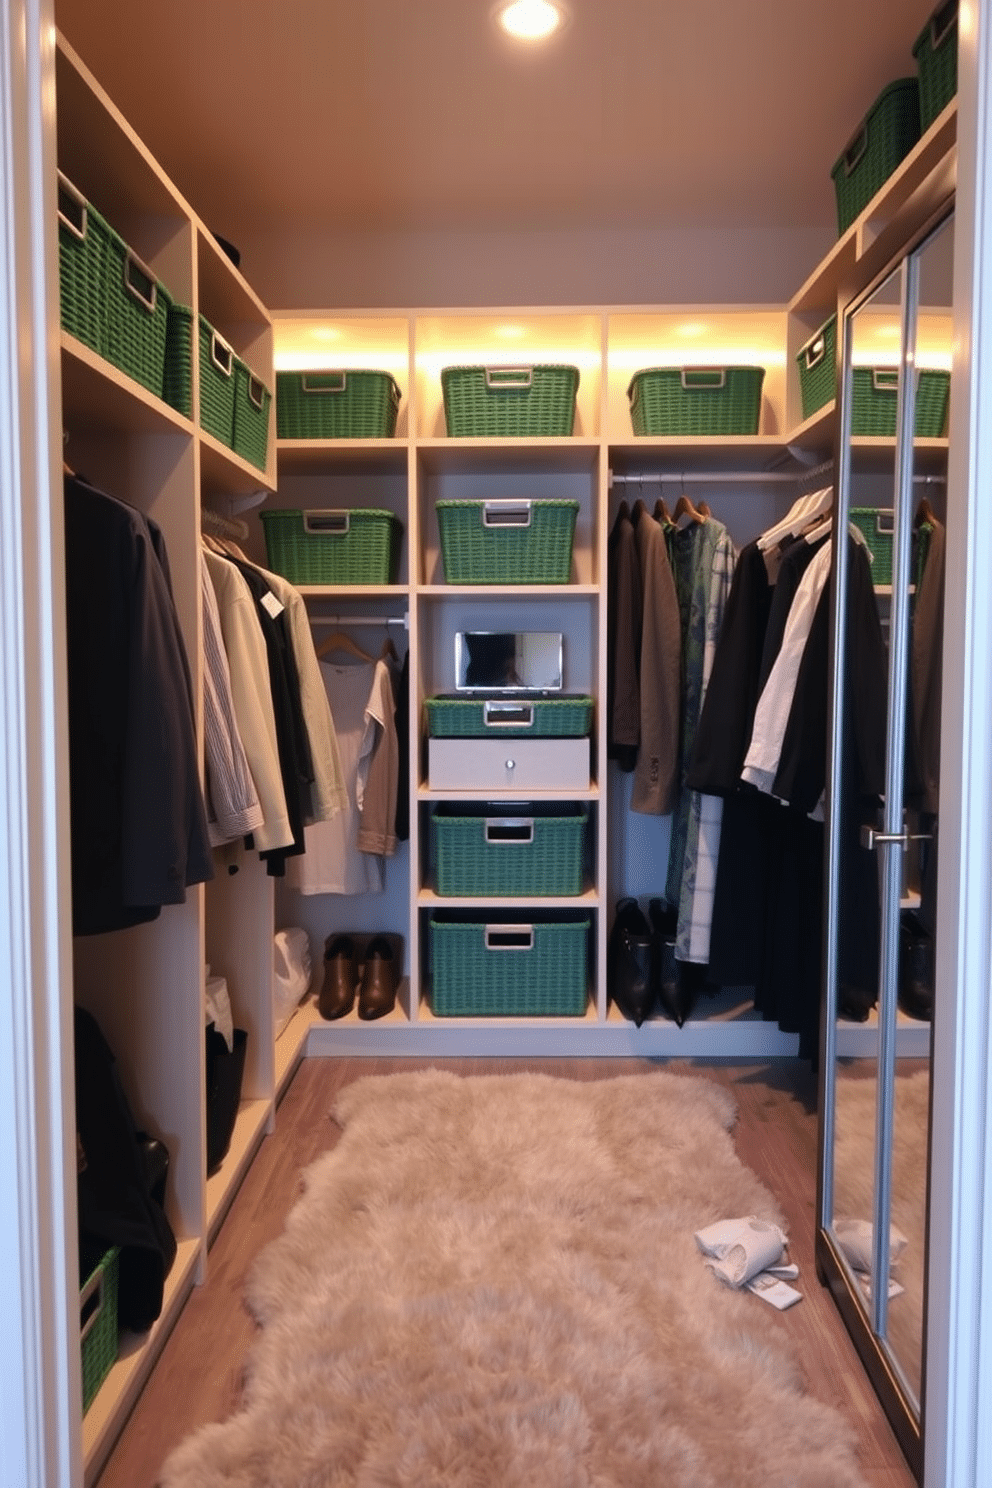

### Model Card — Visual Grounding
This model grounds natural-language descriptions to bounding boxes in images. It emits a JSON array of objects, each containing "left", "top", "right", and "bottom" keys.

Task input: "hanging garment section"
[
  {"left": 63, "top": 472, "right": 213, "bottom": 935},
  {"left": 199, "top": 511, "right": 348, "bottom": 877},
  {"left": 606, "top": 480, "right": 946, "bottom": 1058}
]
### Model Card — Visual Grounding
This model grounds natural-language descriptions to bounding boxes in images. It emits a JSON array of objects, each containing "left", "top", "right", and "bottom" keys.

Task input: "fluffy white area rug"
[
  {"left": 160, "top": 1070, "right": 863, "bottom": 1488},
  {"left": 833, "top": 1067, "right": 929, "bottom": 1401}
]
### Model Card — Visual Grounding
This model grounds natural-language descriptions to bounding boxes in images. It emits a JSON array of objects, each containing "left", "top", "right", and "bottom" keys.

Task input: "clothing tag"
[{"left": 260, "top": 590, "right": 285, "bottom": 620}]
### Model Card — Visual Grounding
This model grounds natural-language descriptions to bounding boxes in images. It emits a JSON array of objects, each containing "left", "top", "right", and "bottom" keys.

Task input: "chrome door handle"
[{"left": 860, "top": 826, "right": 934, "bottom": 850}]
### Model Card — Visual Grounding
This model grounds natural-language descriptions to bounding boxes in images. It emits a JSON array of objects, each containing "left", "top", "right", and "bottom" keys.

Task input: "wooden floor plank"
[{"left": 93, "top": 1056, "right": 917, "bottom": 1488}]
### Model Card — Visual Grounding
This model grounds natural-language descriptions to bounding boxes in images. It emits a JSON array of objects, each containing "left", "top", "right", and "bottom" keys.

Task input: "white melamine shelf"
[
  {"left": 297, "top": 583, "right": 409, "bottom": 600},
  {"left": 417, "top": 583, "right": 597, "bottom": 598},
  {"left": 61, "top": 334, "right": 194, "bottom": 437},
  {"left": 416, "top": 437, "right": 600, "bottom": 476},
  {"left": 418, "top": 784, "right": 601, "bottom": 802},
  {"left": 205, "top": 1096, "right": 272, "bottom": 1243},
  {"left": 276, "top": 439, "right": 409, "bottom": 474},
  {"left": 274, "top": 998, "right": 322, "bottom": 1097},
  {"left": 198, "top": 430, "right": 277, "bottom": 495},
  {"left": 82, "top": 1235, "right": 201, "bottom": 1485},
  {"left": 417, "top": 886, "right": 600, "bottom": 909}
]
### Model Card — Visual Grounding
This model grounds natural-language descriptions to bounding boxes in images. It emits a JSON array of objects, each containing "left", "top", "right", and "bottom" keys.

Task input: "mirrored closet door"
[{"left": 818, "top": 207, "right": 953, "bottom": 1483}]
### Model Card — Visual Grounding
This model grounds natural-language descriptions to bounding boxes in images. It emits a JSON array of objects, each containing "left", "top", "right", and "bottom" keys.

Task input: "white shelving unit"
[{"left": 50, "top": 29, "right": 956, "bottom": 1476}]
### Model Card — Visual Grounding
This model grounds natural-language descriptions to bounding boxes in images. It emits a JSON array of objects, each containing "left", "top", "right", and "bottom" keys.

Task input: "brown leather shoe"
[
  {"left": 319, "top": 935, "right": 357, "bottom": 1020},
  {"left": 358, "top": 935, "right": 397, "bottom": 1020}
]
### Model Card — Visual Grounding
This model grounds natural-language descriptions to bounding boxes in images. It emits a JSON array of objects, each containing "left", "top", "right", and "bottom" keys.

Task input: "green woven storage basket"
[
  {"left": 232, "top": 357, "right": 271, "bottom": 470},
  {"left": 260, "top": 507, "right": 403, "bottom": 585},
  {"left": 162, "top": 302, "right": 193, "bottom": 418},
  {"left": 441, "top": 364, "right": 579, "bottom": 437},
  {"left": 57, "top": 172, "right": 111, "bottom": 355},
  {"left": 104, "top": 229, "right": 171, "bottom": 397},
  {"left": 275, "top": 370, "right": 400, "bottom": 439},
  {"left": 627, "top": 366, "right": 765, "bottom": 435},
  {"left": 850, "top": 509, "right": 894, "bottom": 585},
  {"left": 433, "top": 804, "right": 587, "bottom": 897},
  {"left": 796, "top": 317, "right": 837, "bottom": 420},
  {"left": 430, "top": 917, "right": 589, "bottom": 1016},
  {"left": 198, "top": 315, "right": 236, "bottom": 445},
  {"left": 436, "top": 498, "right": 578, "bottom": 584},
  {"left": 425, "top": 694, "right": 593, "bottom": 738},
  {"left": 832, "top": 78, "right": 922, "bottom": 236},
  {"left": 851, "top": 367, "right": 950, "bottom": 437},
  {"left": 914, "top": 0, "right": 958, "bottom": 132},
  {"left": 80, "top": 1246, "right": 119, "bottom": 1414}
]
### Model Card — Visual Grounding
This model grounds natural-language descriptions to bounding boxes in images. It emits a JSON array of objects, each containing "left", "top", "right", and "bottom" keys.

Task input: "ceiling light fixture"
[{"left": 496, "top": 0, "right": 566, "bottom": 42}]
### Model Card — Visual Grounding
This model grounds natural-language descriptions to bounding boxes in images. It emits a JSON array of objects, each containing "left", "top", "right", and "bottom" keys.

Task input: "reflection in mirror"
[
  {"left": 455, "top": 631, "right": 563, "bottom": 692},
  {"left": 828, "top": 210, "right": 951, "bottom": 1433}
]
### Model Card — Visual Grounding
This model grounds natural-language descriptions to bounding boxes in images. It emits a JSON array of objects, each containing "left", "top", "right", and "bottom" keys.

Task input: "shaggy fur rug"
[
  {"left": 833, "top": 1067, "right": 930, "bottom": 1402},
  {"left": 160, "top": 1070, "right": 863, "bottom": 1488}
]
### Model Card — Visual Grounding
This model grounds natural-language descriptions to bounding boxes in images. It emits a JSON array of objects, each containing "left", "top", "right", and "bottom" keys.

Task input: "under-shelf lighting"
[{"left": 496, "top": 0, "right": 566, "bottom": 42}]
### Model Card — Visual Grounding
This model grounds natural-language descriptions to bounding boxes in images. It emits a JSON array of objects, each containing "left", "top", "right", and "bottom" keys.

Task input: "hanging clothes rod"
[
  {"left": 309, "top": 613, "right": 409, "bottom": 629},
  {"left": 608, "top": 467, "right": 825, "bottom": 488}
]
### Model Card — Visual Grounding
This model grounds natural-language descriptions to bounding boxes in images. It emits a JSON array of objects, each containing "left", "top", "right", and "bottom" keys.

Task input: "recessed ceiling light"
[{"left": 496, "top": 0, "right": 566, "bottom": 42}]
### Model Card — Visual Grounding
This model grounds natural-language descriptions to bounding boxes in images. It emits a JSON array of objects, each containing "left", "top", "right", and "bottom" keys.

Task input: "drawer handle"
[
  {"left": 482, "top": 500, "right": 533, "bottom": 528},
  {"left": 485, "top": 366, "right": 533, "bottom": 391},
  {"left": 484, "top": 701, "right": 534, "bottom": 729},
  {"left": 484, "top": 925, "right": 534, "bottom": 951},
  {"left": 123, "top": 250, "right": 157, "bottom": 315},
  {"left": 302, "top": 371, "right": 347, "bottom": 394},
  {"left": 303, "top": 509, "right": 350, "bottom": 535},
  {"left": 680, "top": 368, "right": 726, "bottom": 391},
  {"left": 56, "top": 171, "right": 87, "bottom": 242},
  {"left": 209, "top": 330, "right": 234, "bottom": 378},
  {"left": 484, "top": 819, "right": 534, "bottom": 844}
]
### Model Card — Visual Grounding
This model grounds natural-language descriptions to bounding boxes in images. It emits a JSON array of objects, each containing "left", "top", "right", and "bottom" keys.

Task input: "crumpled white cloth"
[{"left": 694, "top": 1215, "right": 789, "bottom": 1288}]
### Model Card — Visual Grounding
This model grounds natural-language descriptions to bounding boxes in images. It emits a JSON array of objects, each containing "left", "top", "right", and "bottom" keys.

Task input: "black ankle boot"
[
  {"left": 608, "top": 899, "right": 654, "bottom": 1026},
  {"left": 899, "top": 910, "right": 934, "bottom": 1022}
]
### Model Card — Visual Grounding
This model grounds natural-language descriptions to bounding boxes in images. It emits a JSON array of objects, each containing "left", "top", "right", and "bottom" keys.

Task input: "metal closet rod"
[
  {"left": 608, "top": 467, "right": 829, "bottom": 487},
  {"left": 310, "top": 613, "right": 409, "bottom": 628}
]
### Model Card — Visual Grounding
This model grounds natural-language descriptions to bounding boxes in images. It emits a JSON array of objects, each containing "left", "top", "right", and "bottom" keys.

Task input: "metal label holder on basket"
[
  {"left": 483, "top": 819, "right": 535, "bottom": 845},
  {"left": 483, "top": 700, "right": 535, "bottom": 729},
  {"left": 484, "top": 367, "right": 534, "bottom": 390},
  {"left": 122, "top": 249, "right": 158, "bottom": 315},
  {"left": 209, "top": 328, "right": 233, "bottom": 378},
  {"left": 302, "top": 372, "right": 348, "bottom": 394},
  {"left": 484, "top": 925, "right": 534, "bottom": 951},
  {"left": 303, "top": 509, "right": 351, "bottom": 535},
  {"left": 680, "top": 368, "right": 727, "bottom": 390},
  {"left": 57, "top": 171, "right": 87, "bottom": 241},
  {"left": 481, "top": 499, "right": 533, "bottom": 528}
]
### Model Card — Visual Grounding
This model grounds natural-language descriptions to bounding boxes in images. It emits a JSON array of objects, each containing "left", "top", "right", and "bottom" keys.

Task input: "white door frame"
[{"left": 0, "top": 1, "right": 79, "bottom": 1484}]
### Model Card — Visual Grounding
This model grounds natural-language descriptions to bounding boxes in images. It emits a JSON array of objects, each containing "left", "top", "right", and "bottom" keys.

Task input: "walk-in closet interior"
[{"left": 13, "top": 0, "right": 987, "bottom": 1482}]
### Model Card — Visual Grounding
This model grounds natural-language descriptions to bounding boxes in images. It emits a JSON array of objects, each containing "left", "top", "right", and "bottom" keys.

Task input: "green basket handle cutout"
[
  {"left": 57, "top": 172, "right": 87, "bottom": 241},
  {"left": 484, "top": 366, "right": 533, "bottom": 391},
  {"left": 303, "top": 510, "right": 350, "bottom": 535},
  {"left": 930, "top": 0, "right": 957, "bottom": 50},
  {"left": 209, "top": 330, "right": 233, "bottom": 378},
  {"left": 246, "top": 373, "right": 265, "bottom": 410},
  {"left": 803, "top": 335, "right": 826, "bottom": 372},
  {"left": 483, "top": 700, "right": 535, "bottom": 729},
  {"left": 79, "top": 1266, "right": 106, "bottom": 1347},
  {"left": 302, "top": 372, "right": 347, "bottom": 394},
  {"left": 842, "top": 122, "right": 870, "bottom": 178},
  {"left": 484, "top": 926, "right": 534, "bottom": 951},
  {"left": 875, "top": 509, "right": 895, "bottom": 536},
  {"left": 484, "top": 819, "right": 535, "bottom": 844},
  {"left": 123, "top": 250, "right": 157, "bottom": 315},
  {"left": 482, "top": 499, "right": 532, "bottom": 528},
  {"left": 872, "top": 369, "right": 900, "bottom": 393},
  {"left": 680, "top": 368, "right": 727, "bottom": 391}
]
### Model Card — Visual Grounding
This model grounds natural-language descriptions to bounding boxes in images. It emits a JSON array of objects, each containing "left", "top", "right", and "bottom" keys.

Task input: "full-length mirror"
[{"left": 820, "top": 209, "right": 952, "bottom": 1478}]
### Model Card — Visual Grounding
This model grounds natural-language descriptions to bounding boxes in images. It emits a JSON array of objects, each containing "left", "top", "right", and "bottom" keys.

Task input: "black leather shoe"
[
  {"left": 648, "top": 897, "right": 696, "bottom": 1027},
  {"left": 319, "top": 934, "right": 357, "bottom": 1020},
  {"left": 358, "top": 935, "right": 397, "bottom": 1020},
  {"left": 608, "top": 898, "right": 653, "bottom": 1026}
]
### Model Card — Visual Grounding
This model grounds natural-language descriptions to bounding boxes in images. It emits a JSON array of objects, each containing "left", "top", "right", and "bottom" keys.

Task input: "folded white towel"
[{"left": 694, "top": 1216, "right": 788, "bottom": 1288}]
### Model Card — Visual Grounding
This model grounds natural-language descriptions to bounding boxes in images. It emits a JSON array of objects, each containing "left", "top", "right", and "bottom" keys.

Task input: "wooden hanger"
[
  {"left": 653, "top": 496, "right": 672, "bottom": 524},
  {"left": 915, "top": 495, "right": 937, "bottom": 528},
  {"left": 380, "top": 633, "right": 400, "bottom": 664},
  {"left": 673, "top": 492, "right": 703, "bottom": 524},
  {"left": 315, "top": 630, "right": 373, "bottom": 662},
  {"left": 697, "top": 500, "right": 711, "bottom": 521}
]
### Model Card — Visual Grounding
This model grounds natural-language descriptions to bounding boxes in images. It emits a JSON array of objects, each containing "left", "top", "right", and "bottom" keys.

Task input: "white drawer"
[{"left": 428, "top": 737, "right": 590, "bottom": 791}]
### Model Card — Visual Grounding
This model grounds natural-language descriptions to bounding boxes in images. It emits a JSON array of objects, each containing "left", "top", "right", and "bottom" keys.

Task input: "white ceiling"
[{"left": 54, "top": 0, "right": 940, "bottom": 248}]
